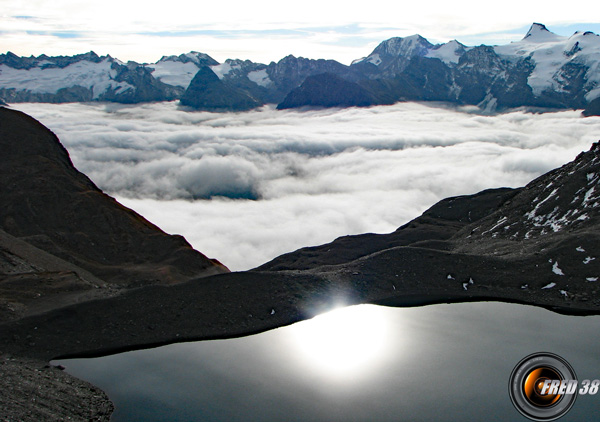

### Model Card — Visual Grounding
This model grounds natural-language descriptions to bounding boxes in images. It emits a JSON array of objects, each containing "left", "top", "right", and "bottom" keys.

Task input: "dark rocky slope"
[
  {"left": 0, "top": 107, "right": 228, "bottom": 420},
  {"left": 0, "top": 107, "right": 228, "bottom": 323},
  {"left": 259, "top": 187, "right": 518, "bottom": 270}
]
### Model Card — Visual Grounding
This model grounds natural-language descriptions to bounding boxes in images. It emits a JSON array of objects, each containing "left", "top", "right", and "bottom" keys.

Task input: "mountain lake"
[{"left": 54, "top": 301, "right": 600, "bottom": 421}]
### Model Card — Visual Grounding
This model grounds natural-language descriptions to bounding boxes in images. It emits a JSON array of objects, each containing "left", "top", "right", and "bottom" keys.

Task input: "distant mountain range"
[{"left": 1, "top": 23, "right": 600, "bottom": 115}]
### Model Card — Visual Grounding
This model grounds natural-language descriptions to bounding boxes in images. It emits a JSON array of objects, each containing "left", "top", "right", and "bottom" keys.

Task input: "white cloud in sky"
[
  {"left": 12, "top": 102, "right": 600, "bottom": 271},
  {"left": 1, "top": 0, "right": 599, "bottom": 63}
]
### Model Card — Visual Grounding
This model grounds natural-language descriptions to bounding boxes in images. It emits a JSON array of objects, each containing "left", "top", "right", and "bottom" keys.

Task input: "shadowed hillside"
[{"left": 0, "top": 107, "right": 228, "bottom": 322}]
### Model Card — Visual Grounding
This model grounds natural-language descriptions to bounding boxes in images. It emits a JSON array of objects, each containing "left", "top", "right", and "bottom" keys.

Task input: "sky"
[
  {"left": 1, "top": 0, "right": 600, "bottom": 64},
  {"left": 13, "top": 102, "right": 600, "bottom": 271}
]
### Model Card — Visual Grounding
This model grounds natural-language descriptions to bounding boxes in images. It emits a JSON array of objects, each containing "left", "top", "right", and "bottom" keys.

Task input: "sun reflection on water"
[{"left": 289, "top": 304, "right": 391, "bottom": 379}]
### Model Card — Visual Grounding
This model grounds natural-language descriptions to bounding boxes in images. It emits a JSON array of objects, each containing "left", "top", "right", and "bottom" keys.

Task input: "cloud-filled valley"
[{"left": 14, "top": 102, "right": 600, "bottom": 270}]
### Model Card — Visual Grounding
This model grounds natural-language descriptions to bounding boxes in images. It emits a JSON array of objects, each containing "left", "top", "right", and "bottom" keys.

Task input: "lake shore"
[
  {"left": 2, "top": 275, "right": 600, "bottom": 421},
  {"left": 0, "top": 355, "right": 113, "bottom": 421}
]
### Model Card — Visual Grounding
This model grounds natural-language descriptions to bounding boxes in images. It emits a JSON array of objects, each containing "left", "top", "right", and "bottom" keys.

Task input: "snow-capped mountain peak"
[
  {"left": 156, "top": 51, "right": 217, "bottom": 66},
  {"left": 523, "top": 23, "right": 563, "bottom": 43},
  {"left": 0, "top": 51, "right": 183, "bottom": 103},
  {"left": 147, "top": 52, "right": 218, "bottom": 88},
  {"left": 352, "top": 34, "right": 436, "bottom": 70},
  {"left": 184, "top": 51, "right": 215, "bottom": 65},
  {"left": 210, "top": 59, "right": 241, "bottom": 79},
  {"left": 372, "top": 34, "right": 434, "bottom": 58},
  {"left": 494, "top": 24, "right": 600, "bottom": 102},
  {"left": 0, "top": 52, "right": 131, "bottom": 98}
]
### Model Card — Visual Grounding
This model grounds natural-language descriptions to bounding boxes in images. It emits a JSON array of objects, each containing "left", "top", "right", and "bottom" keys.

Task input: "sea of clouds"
[{"left": 14, "top": 101, "right": 600, "bottom": 271}]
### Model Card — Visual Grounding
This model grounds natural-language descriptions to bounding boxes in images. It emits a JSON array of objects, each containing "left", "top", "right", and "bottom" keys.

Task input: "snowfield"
[{"left": 0, "top": 58, "right": 133, "bottom": 97}]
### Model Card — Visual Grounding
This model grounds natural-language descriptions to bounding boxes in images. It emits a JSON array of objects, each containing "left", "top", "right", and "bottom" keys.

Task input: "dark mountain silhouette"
[
  {"left": 0, "top": 107, "right": 228, "bottom": 322},
  {"left": 277, "top": 72, "right": 380, "bottom": 109},
  {"left": 180, "top": 65, "right": 261, "bottom": 111}
]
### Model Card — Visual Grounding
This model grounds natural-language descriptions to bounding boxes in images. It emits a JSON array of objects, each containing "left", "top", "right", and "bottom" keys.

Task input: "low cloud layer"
[{"left": 15, "top": 102, "right": 600, "bottom": 270}]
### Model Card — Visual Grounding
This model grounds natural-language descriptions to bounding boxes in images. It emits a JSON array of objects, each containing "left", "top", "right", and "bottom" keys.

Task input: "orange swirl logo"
[{"left": 509, "top": 353, "right": 578, "bottom": 421}]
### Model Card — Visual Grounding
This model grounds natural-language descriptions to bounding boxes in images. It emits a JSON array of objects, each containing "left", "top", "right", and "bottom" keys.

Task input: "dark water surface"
[{"left": 55, "top": 302, "right": 600, "bottom": 421}]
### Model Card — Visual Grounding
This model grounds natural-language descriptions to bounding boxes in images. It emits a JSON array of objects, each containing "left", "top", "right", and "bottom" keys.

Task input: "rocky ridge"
[{"left": 0, "top": 51, "right": 182, "bottom": 104}]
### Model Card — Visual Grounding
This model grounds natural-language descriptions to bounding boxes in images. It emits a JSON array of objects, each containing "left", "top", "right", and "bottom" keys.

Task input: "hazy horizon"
[
  {"left": 3, "top": 22, "right": 600, "bottom": 66},
  {"left": 2, "top": 0, "right": 599, "bottom": 65}
]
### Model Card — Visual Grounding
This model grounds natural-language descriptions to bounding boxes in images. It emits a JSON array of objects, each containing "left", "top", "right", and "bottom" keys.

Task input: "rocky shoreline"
[
  {"left": 0, "top": 355, "right": 112, "bottom": 421},
  {"left": 1, "top": 289, "right": 598, "bottom": 421}
]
